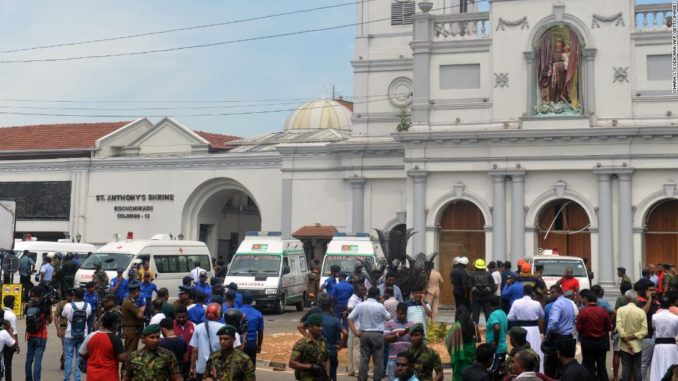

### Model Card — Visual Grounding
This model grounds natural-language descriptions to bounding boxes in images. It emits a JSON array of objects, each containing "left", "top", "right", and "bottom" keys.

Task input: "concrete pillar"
[
  {"left": 349, "top": 177, "right": 366, "bottom": 232},
  {"left": 618, "top": 170, "right": 635, "bottom": 279},
  {"left": 410, "top": 170, "right": 428, "bottom": 254},
  {"left": 411, "top": 4, "right": 433, "bottom": 127},
  {"left": 281, "top": 178, "right": 293, "bottom": 239},
  {"left": 510, "top": 172, "right": 526, "bottom": 263},
  {"left": 491, "top": 174, "right": 507, "bottom": 262},
  {"left": 583, "top": 48, "right": 597, "bottom": 115},
  {"left": 596, "top": 171, "right": 614, "bottom": 283}
]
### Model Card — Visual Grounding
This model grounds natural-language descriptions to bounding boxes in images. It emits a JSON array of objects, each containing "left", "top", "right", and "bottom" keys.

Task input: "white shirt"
[
  {"left": 190, "top": 267, "right": 206, "bottom": 283},
  {"left": 348, "top": 298, "right": 391, "bottom": 332},
  {"left": 3, "top": 307, "right": 17, "bottom": 334},
  {"left": 347, "top": 294, "right": 363, "bottom": 330},
  {"left": 189, "top": 321, "right": 241, "bottom": 373},
  {"left": 149, "top": 312, "right": 166, "bottom": 326},
  {"left": 61, "top": 301, "right": 92, "bottom": 339},
  {"left": 492, "top": 271, "right": 502, "bottom": 296},
  {"left": 508, "top": 296, "right": 544, "bottom": 322},
  {"left": 0, "top": 330, "right": 15, "bottom": 352}
]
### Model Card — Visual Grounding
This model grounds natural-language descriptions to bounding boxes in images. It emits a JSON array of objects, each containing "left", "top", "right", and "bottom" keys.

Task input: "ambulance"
[
  {"left": 74, "top": 232, "right": 212, "bottom": 296},
  {"left": 225, "top": 231, "right": 308, "bottom": 314},
  {"left": 529, "top": 249, "right": 591, "bottom": 290},
  {"left": 320, "top": 232, "right": 377, "bottom": 287},
  {"left": 13, "top": 239, "right": 97, "bottom": 285}
]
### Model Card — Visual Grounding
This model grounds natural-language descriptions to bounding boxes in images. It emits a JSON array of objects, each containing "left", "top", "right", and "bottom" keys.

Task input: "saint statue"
[{"left": 535, "top": 27, "right": 581, "bottom": 114}]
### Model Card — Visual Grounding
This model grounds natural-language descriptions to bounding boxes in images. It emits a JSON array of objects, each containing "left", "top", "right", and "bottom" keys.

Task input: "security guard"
[
  {"left": 123, "top": 324, "right": 182, "bottom": 381},
  {"left": 617, "top": 267, "right": 632, "bottom": 294},
  {"left": 122, "top": 280, "right": 146, "bottom": 353},
  {"left": 93, "top": 260, "right": 110, "bottom": 302},
  {"left": 289, "top": 314, "right": 330, "bottom": 381},
  {"left": 203, "top": 325, "right": 255, "bottom": 381}
]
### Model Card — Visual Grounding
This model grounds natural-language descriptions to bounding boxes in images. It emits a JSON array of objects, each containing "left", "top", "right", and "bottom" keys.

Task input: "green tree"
[{"left": 396, "top": 107, "right": 411, "bottom": 132}]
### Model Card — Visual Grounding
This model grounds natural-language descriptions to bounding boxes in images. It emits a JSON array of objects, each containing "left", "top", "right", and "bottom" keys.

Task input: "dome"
[{"left": 283, "top": 99, "right": 352, "bottom": 131}]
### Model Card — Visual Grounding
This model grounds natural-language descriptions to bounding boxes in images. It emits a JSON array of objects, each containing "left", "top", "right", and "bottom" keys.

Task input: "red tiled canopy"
[{"left": 293, "top": 224, "right": 338, "bottom": 239}]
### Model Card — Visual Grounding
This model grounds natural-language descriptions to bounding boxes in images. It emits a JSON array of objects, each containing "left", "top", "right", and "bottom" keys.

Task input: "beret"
[
  {"left": 306, "top": 314, "right": 324, "bottom": 326},
  {"left": 142, "top": 324, "right": 160, "bottom": 336},
  {"left": 217, "top": 324, "right": 238, "bottom": 337},
  {"left": 409, "top": 323, "right": 425, "bottom": 334}
]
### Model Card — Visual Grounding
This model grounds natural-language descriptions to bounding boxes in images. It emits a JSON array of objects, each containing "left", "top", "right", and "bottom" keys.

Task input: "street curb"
[{"left": 256, "top": 359, "right": 288, "bottom": 369}]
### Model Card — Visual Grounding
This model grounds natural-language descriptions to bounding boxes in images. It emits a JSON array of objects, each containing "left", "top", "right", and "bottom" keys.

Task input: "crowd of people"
[{"left": 3, "top": 250, "right": 678, "bottom": 381}]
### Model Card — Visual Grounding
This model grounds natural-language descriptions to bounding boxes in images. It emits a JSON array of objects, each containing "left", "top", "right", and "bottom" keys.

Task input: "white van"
[
  {"left": 529, "top": 254, "right": 591, "bottom": 291},
  {"left": 320, "top": 233, "right": 377, "bottom": 286},
  {"left": 13, "top": 240, "right": 97, "bottom": 285},
  {"left": 225, "top": 231, "right": 308, "bottom": 314},
  {"left": 74, "top": 233, "right": 213, "bottom": 297}
]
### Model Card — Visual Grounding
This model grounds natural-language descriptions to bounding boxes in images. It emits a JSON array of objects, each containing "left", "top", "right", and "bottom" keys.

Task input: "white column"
[
  {"left": 596, "top": 171, "right": 614, "bottom": 283},
  {"left": 617, "top": 170, "right": 634, "bottom": 279},
  {"left": 510, "top": 172, "right": 526, "bottom": 263},
  {"left": 281, "top": 178, "right": 293, "bottom": 239},
  {"left": 491, "top": 173, "right": 507, "bottom": 262},
  {"left": 349, "top": 178, "right": 366, "bottom": 232},
  {"left": 410, "top": 170, "right": 428, "bottom": 255},
  {"left": 411, "top": 4, "right": 433, "bottom": 128}
]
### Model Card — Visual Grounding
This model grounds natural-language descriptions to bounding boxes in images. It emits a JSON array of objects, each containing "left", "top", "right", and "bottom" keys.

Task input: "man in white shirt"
[
  {"left": 39, "top": 256, "right": 54, "bottom": 286},
  {"left": 188, "top": 303, "right": 240, "bottom": 380},
  {"left": 489, "top": 261, "right": 503, "bottom": 297},
  {"left": 149, "top": 299, "right": 166, "bottom": 326},
  {"left": 347, "top": 283, "right": 365, "bottom": 376},
  {"left": 61, "top": 288, "right": 92, "bottom": 381},
  {"left": 508, "top": 285, "right": 545, "bottom": 372},
  {"left": 189, "top": 263, "right": 206, "bottom": 284},
  {"left": 1, "top": 295, "right": 19, "bottom": 380},
  {"left": 348, "top": 287, "right": 392, "bottom": 381}
]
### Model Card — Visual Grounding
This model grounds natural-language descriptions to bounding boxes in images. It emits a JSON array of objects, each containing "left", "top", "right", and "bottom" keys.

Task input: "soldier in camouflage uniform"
[
  {"left": 501, "top": 327, "right": 540, "bottom": 380},
  {"left": 289, "top": 314, "right": 330, "bottom": 381},
  {"left": 96, "top": 293, "right": 123, "bottom": 337},
  {"left": 662, "top": 265, "right": 677, "bottom": 293},
  {"left": 123, "top": 324, "right": 183, "bottom": 381},
  {"left": 617, "top": 267, "right": 633, "bottom": 294},
  {"left": 409, "top": 323, "right": 444, "bottom": 381},
  {"left": 203, "top": 325, "right": 255, "bottom": 381},
  {"left": 93, "top": 261, "right": 109, "bottom": 304}
]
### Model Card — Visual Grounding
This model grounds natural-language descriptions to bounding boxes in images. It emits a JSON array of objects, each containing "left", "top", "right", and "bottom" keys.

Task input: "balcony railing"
[
  {"left": 635, "top": 3, "right": 673, "bottom": 32},
  {"left": 433, "top": 12, "right": 491, "bottom": 41}
]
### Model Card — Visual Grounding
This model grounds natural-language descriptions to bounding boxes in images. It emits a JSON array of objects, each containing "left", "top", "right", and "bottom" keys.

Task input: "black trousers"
[
  {"left": 243, "top": 341, "right": 258, "bottom": 366},
  {"left": 580, "top": 336, "right": 609, "bottom": 381},
  {"left": 471, "top": 297, "right": 491, "bottom": 325},
  {"left": 3, "top": 346, "right": 13, "bottom": 381}
]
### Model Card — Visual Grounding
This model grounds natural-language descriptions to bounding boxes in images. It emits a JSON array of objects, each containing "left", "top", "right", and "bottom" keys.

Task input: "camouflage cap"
[{"left": 142, "top": 324, "right": 160, "bottom": 336}]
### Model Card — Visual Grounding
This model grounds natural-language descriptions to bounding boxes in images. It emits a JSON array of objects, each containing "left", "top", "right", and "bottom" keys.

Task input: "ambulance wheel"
[{"left": 274, "top": 296, "right": 285, "bottom": 314}]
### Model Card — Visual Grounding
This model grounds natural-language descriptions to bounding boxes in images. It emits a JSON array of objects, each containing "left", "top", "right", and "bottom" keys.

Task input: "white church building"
[{"left": 0, "top": 0, "right": 675, "bottom": 301}]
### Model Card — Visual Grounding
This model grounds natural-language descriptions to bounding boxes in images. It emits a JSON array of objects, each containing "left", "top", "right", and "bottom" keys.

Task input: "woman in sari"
[{"left": 445, "top": 305, "right": 480, "bottom": 381}]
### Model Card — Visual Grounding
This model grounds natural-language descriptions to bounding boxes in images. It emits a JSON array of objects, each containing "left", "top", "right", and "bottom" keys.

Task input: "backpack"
[
  {"left": 25, "top": 303, "right": 43, "bottom": 334},
  {"left": 471, "top": 271, "right": 493, "bottom": 297},
  {"left": 70, "top": 302, "right": 88, "bottom": 340}
]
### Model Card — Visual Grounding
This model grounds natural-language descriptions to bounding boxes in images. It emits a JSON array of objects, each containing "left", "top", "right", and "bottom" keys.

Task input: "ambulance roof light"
[
  {"left": 127, "top": 232, "right": 133, "bottom": 241},
  {"left": 245, "top": 231, "right": 282, "bottom": 237},
  {"left": 334, "top": 232, "right": 369, "bottom": 237}
]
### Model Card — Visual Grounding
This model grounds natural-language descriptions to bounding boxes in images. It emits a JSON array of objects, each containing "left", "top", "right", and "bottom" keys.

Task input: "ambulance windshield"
[{"left": 228, "top": 255, "right": 281, "bottom": 275}]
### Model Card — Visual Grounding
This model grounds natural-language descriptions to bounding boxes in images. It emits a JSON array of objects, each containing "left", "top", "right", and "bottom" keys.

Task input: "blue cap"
[{"left": 127, "top": 280, "right": 141, "bottom": 290}]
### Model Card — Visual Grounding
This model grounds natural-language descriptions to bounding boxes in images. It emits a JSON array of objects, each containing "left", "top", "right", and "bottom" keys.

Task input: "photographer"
[{"left": 24, "top": 287, "right": 53, "bottom": 381}]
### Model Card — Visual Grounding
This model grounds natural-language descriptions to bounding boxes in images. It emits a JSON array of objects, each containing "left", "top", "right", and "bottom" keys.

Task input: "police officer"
[
  {"left": 123, "top": 324, "right": 182, "bottom": 381},
  {"left": 122, "top": 280, "right": 146, "bottom": 353},
  {"left": 289, "top": 314, "right": 330, "bottom": 381},
  {"left": 617, "top": 267, "right": 632, "bottom": 294},
  {"left": 97, "top": 293, "right": 123, "bottom": 337},
  {"left": 203, "top": 325, "right": 255, "bottom": 381}
]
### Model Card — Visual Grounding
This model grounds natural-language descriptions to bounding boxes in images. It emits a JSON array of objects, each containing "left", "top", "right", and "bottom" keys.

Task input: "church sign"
[{"left": 95, "top": 193, "right": 175, "bottom": 220}]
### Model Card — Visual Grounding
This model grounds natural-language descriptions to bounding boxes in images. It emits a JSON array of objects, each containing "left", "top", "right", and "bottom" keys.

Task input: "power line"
[
  {"left": 0, "top": 1, "right": 487, "bottom": 64},
  {"left": 0, "top": 0, "right": 373, "bottom": 54},
  {"left": 0, "top": 95, "right": 393, "bottom": 118}
]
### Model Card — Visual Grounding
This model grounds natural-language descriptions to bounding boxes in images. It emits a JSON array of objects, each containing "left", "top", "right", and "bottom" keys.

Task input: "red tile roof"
[
  {"left": 0, "top": 122, "right": 241, "bottom": 152},
  {"left": 0, "top": 121, "right": 131, "bottom": 151},
  {"left": 194, "top": 131, "right": 240, "bottom": 151},
  {"left": 293, "top": 224, "right": 338, "bottom": 238}
]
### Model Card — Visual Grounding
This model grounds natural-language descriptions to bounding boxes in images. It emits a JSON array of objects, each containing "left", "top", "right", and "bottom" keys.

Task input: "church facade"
[{"left": 0, "top": 0, "right": 675, "bottom": 299}]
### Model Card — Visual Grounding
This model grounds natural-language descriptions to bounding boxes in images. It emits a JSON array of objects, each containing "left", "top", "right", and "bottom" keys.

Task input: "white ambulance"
[
  {"left": 74, "top": 233, "right": 212, "bottom": 296},
  {"left": 13, "top": 239, "right": 97, "bottom": 285},
  {"left": 225, "top": 231, "right": 308, "bottom": 314},
  {"left": 320, "top": 232, "right": 377, "bottom": 287},
  {"left": 529, "top": 250, "right": 591, "bottom": 290}
]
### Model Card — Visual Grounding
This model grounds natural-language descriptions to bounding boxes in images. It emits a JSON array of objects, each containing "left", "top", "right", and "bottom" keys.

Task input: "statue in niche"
[{"left": 535, "top": 26, "right": 582, "bottom": 116}]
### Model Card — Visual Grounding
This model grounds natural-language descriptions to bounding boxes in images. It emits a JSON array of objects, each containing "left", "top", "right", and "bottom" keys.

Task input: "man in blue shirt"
[
  {"left": 109, "top": 268, "right": 128, "bottom": 306},
  {"left": 192, "top": 271, "right": 212, "bottom": 304},
  {"left": 239, "top": 293, "right": 264, "bottom": 365},
  {"left": 227, "top": 282, "right": 243, "bottom": 308},
  {"left": 83, "top": 281, "right": 98, "bottom": 334},
  {"left": 320, "top": 265, "right": 341, "bottom": 295},
  {"left": 140, "top": 272, "right": 158, "bottom": 320},
  {"left": 188, "top": 290, "right": 207, "bottom": 325},
  {"left": 308, "top": 297, "right": 345, "bottom": 381},
  {"left": 501, "top": 274, "right": 524, "bottom": 312},
  {"left": 378, "top": 273, "right": 404, "bottom": 303},
  {"left": 331, "top": 272, "right": 354, "bottom": 322},
  {"left": 543, "top": 286, "right": 576, "bottom": 378}
]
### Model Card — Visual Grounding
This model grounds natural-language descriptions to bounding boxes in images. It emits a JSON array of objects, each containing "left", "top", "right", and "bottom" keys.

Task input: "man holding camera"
[{"left": 24, "top": 287, "right": 53, "bottom": 381}]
